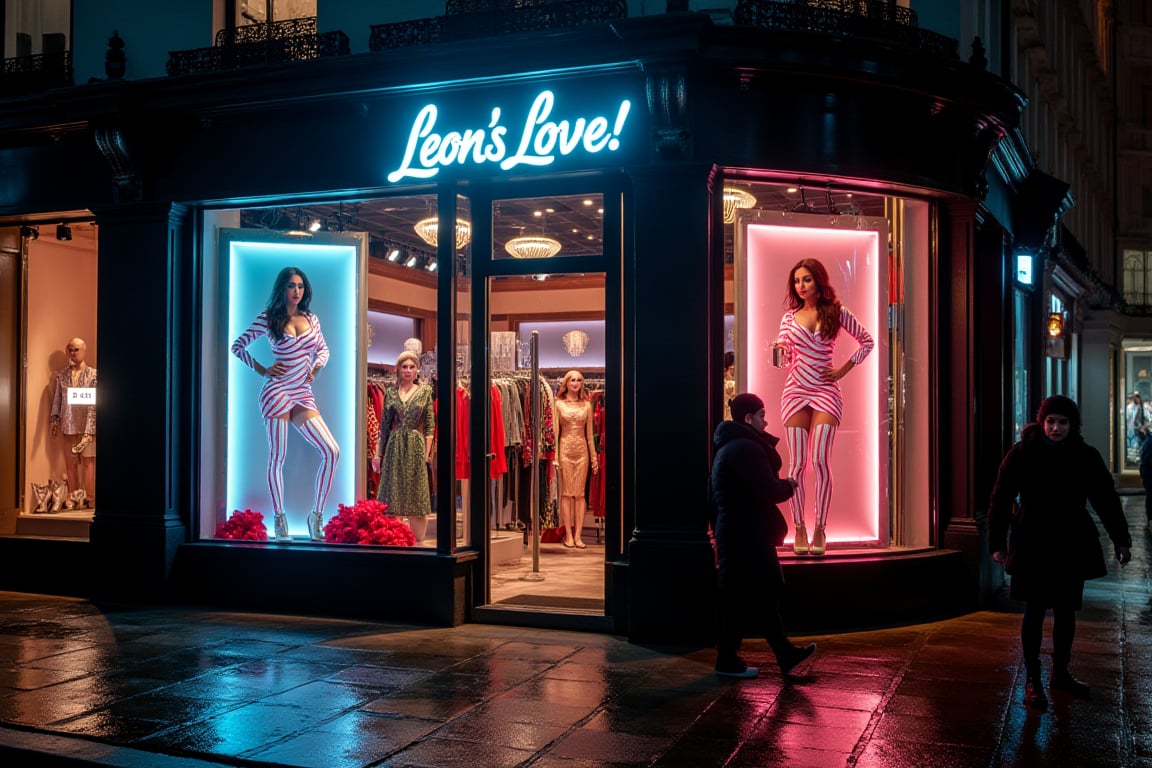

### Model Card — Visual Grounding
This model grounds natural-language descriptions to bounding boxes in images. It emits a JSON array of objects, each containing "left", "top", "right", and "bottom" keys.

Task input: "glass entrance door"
[
  {"left": 485, "top": 272, "right": 607, "bottom": 614},
  {"left": 472, "top": 186, "right": 618, "bottom": 620}
]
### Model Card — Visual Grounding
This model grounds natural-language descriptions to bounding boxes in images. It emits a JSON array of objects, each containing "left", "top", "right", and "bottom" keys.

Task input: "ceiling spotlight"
[
  {"left": 405, "top": 254, "right": 419, "bottom": 268},
  {"left": 425, "top": 258, "right": 438, "bottom": 272},
  {"left": 386, "top": 247, "right": 401, "bottom": 262},
  {"left": 308, "top": 219, "right": 322, "bottom": 233},
  {"left": 56, "top": 224, "right": 72, "bottom": 241},
  {"left": 20, "top": 225, "right": 39, "bottom": 240}
]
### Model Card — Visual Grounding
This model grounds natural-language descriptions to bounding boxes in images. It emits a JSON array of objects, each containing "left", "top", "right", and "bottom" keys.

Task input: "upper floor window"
[
  {"left": 1124, "top": 249, "right": 1152, "bottom": 307},
  {"left": 236, "top": 0, "right": 316, "bottom": 26},
  {"left": 3, "top": 0, "right": 69, "bottom": 59}
]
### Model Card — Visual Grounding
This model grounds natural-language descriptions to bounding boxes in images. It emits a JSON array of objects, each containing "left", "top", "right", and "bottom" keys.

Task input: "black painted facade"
[{"left": 0, "top": 11, "right": 1038, "bottom": 643}]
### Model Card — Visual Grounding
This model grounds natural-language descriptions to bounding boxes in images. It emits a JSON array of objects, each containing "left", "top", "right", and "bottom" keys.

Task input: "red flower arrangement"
[
  {"left": 322, "top": 499, "right": 417, "bottom": 546},
  {"left": 215, "top": 509, "right": 269, "bottom": 541}
]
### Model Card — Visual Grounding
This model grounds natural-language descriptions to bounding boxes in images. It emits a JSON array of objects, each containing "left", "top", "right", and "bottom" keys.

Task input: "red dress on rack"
[
  {"left": 455, "top": 385, "right": 470, "bottom": 480},
  {"left": 588, "top": 391, "right": 606, "bottom": 516},
  {"left": 489, "top": 385, "right": 508, "bottom": 477}
]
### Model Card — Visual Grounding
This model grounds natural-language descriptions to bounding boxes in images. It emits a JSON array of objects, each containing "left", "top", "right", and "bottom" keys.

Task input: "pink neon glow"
[{"left": 744, "top": 224, "right": 886, "bottom": 544}]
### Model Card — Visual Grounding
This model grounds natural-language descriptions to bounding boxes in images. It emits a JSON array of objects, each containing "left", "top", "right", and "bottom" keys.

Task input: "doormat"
[{"left": 495, "top": 594, "right": 605, "bottom": 611}]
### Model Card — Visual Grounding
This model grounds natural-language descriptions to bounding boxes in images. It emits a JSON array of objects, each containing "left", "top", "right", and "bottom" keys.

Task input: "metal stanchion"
[{"left": 522, "top": 331, "right": 545, "bottom": 582}]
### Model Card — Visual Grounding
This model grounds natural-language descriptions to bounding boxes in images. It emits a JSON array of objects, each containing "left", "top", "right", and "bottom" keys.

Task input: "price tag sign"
[{"left": 67, "top": 387, "right": 97, "bottom": 405}]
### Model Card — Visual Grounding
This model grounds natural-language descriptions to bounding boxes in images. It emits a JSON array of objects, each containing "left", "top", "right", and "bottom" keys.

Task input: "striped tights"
[
  {"left": 264, "top": 415, "right": 341, "bottom": 517},
  {"left": 785, "top": 423, "right": 837, "bottom": 527}
]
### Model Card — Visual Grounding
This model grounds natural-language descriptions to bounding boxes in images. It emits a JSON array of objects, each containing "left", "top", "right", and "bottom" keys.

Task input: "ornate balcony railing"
[
  {"left": 0, "top": 50, "right": 73, "bottom": 96},
  {"left": 167, "top": 17, "right": 350, "bottom": 77},
  {"left": 733, "top": 0, "right": 959, "bottom": 60},
  {"left": 370, "top": 0, "right": 627, "bottom": 51}
]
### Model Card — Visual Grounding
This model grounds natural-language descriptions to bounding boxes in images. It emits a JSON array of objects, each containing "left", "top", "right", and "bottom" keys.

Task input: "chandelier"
[
  {"left": 722, "top": 187, "right": 757, "bottom": 224},
  {"left": 414, "top": 216, "right": 472, "bottom": 250},
  {"left": 562, "top": 329, "right": 590, "bottom": 357},
  {"left": 504, "top": 235, "right": 562, "bottom": 259}
]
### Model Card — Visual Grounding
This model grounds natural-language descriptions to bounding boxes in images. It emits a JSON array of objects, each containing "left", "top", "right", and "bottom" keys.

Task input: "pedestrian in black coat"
[
  {"left": 711, "top": 392, "right": 816, "bottom": 679},
  {"left": 989, "top": 395, "right": 1132, "bottom": 709}
]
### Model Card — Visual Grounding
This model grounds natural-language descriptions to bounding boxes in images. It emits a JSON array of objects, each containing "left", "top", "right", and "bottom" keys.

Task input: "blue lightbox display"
[{"left": 222, "top": 233, "right": 364, "bottom": 538}]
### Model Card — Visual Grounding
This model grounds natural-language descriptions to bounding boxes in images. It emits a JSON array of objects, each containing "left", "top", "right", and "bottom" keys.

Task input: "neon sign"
[{"left": 387, "top": 90, "right": 632, "bottom": 182}]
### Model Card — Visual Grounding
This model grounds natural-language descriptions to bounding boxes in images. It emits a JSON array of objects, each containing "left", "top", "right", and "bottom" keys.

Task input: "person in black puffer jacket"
[
  {"left": 990, "top": 395, "right": 1132, "bottom": 709},
  {"left": 712, "top": 392, "right": 816, "bottom": 679}
]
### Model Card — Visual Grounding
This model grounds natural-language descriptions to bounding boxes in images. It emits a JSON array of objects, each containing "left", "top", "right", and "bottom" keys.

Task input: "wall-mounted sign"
[
  {"left": 1016, "top": 253, "right": 1033, "bottom": 285},
  {"left": 387, "top": 90, "right": 633, "bottom": 183}
]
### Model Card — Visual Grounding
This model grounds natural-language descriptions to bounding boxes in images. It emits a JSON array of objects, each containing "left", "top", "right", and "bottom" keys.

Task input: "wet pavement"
[{"left": 2, "top": 499, "right": 1152, "bottom": 767}]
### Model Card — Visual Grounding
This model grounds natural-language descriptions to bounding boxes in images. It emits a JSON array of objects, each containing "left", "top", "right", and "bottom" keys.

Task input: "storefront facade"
[{"left": 0, "top": 10, "right": 1037, "bottom": 642}]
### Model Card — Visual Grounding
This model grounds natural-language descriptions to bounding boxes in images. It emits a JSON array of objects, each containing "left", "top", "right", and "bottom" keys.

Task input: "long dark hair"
[
  {"left": 784, "top": 258, "right": 841, "bottom": 339},
  {"left": 265, "top": 266, "right": 312, "bottom": 341}
]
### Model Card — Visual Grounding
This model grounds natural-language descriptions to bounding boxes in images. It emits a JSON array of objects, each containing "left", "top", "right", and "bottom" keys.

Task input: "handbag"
[{"left": 540, "top": 526, "right": 566, "bottom": 543}]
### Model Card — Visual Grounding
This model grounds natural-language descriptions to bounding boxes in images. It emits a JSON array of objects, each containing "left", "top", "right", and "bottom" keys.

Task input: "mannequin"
[
  {"left": 49, "top": 337, "right": 97, "bottom": 506},
  {"left": 372, "top": 350, "right": 435, "bottom": 541},
  {"left": 722, "top": 350, "right": 736, "bottom": 421},
  {"left": 774, "top": 258, "right": 873, "bottom": 556},
  {"left": 231, "top": 266, "right": 340, "bottom": 541},
  {"left": 553, "top": 369, "right": 598, "bottom": 548}
]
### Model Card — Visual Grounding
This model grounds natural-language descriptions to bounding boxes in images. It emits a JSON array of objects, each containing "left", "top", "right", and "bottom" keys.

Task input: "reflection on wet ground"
[{"left": 2, "top": 498, "right": 1152, "bottom": 767}]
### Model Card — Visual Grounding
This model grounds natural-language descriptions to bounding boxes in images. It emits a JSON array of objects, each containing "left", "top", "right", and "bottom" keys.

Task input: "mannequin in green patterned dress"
[{"left": 372, "top": 351, "right": 435, "bottom": 536}]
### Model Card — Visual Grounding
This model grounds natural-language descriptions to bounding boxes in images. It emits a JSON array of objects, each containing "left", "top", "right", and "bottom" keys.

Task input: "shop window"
[
  {"left": 1123, "top": 341, "right": 1152, "bottom": 470},
  {"left": 18, "top": 220, "right": 98, "bottom": 536},
  {"left": 1012, "top": 289, "right": 1030, "bottom": 443},
  {"left": 199, "top": 195, "right": 468, "bottom": 549},
  {"left": 725, "top": 182, "right": 932, "bottom": 552},
  {"left": 1044, "top": 292, "right": 1070, "bottom": 395}
]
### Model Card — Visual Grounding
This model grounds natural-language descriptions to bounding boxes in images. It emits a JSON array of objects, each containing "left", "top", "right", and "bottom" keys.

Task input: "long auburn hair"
[
  {"left": 265, "top": 266, "right": 312, "bottom": 341},
  {"left": 784, "top": 258, "right": 841, "bottom": 339}
]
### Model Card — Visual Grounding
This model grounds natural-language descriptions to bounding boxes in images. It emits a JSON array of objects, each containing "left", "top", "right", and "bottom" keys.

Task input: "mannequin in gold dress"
[{"left": 553, "top": 369, "right": 598, "bottom": 548}]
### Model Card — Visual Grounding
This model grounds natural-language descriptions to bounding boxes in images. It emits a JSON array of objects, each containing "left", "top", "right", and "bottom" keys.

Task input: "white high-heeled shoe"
[
  {"left": 810, "top": 525, "right": 827, "bottom": 556},
  {"left": 273, "top": 513, "right": 291, "bottom": 541},
  {"left": 793, "top": 523, "right": 809, "bottom": 555},
  {"left": 307, "top": 510, "right": 324, "bottom": 542}
]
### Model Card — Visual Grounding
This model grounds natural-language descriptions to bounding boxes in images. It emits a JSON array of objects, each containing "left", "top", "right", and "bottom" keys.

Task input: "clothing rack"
[{"left": 367, "top": 371, "right": 395, "bottom": 385}]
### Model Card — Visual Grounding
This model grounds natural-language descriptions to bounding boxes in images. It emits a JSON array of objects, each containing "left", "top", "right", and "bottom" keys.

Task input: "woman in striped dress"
[
  {"left": 774, "top": 259, "right": 873, "bottom": 556},
  {"left": 232, "top": 266, "right": 340, "bottom": 542}
]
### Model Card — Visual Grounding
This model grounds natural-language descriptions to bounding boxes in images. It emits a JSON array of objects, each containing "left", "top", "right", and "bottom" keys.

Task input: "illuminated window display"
[
  {"left": 200, "top": 197, "right": 467, "bottom": 548},
  {"left": 738, "top": 219, "right": 887, "bottom": 547},
  {"left": 1123, "top": 341, "right": 1152, "bottom": 470},
  {"left": 21, "top": 221, "right": 99, "bottom": 532},
  {"left": 731, "top": 187, "right": 932, "bottom": 553},
  {"left": 222, "top": 235, "right": 361, "bottom": 541}
]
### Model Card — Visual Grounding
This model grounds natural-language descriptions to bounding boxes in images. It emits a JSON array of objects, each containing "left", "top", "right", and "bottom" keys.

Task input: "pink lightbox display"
[{"left": 736, "top": 215, "right": 889, "bottom": 547}]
